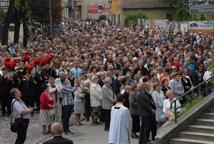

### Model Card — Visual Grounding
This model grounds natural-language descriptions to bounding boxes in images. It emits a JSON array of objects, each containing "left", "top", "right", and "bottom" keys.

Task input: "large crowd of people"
[{"left": 0, "top": 20, "right": 213, "bottom": 144}]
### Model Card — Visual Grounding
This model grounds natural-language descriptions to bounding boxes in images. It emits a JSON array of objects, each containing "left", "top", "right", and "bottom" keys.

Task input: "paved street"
[{"left": 0, "top": 113, "right": 138, "bottom": 144}]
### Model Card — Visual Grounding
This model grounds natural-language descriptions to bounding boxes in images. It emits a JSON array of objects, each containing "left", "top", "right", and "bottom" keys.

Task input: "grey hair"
[
  {"left": 10, "top": 88, "right": 19, "bottom": 98},
  {"left": 51, "top": 122, "right": 63, "bottom": 135},
  {"left": 104, "top": 77, "right": 111, "bottom": 83}
]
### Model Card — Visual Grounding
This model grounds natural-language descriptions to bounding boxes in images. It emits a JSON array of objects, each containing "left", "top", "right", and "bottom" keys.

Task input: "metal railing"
[{"left": 171, "top": 75, "right": 214, "bottom": 123}]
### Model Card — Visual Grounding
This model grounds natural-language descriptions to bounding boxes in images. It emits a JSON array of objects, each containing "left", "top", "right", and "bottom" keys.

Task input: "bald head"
[{"left": 51, "top": 122, "right": 63, "bottom": 136}]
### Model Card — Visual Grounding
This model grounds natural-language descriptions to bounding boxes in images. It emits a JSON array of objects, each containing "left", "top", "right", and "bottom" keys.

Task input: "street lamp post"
[{"left": 49, "top": 0, "right": 53, "bottom": 39}]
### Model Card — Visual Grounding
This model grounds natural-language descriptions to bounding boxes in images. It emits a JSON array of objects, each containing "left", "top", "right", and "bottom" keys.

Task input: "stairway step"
[
  {"left": 194, "top": 118, "right": 214, "bottom": 126},
  {"left": 179, "top": 131, "right": 214, "bottom": 141},
  {"left": 170, "top": 138, "right": 214, "bottom": 144},
  {"left": 208, "top": 108, "right": 214, "bottom": 112},
  {"left": 187, "top": 125, "right": 214, "bottom": 133},
  {"left": 202, "top": 112, "right": 214, "bottom": 119}
]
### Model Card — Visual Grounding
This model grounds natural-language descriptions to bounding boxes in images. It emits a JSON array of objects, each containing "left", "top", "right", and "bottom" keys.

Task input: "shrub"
[{"left": 125, "top": 10, "right": 147, "bottom": 26}]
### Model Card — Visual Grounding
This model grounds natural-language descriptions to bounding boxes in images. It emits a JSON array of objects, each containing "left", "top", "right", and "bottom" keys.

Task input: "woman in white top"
[
  {"left": 74, "top": 79, "right": 85, "bottom": 126},
  {"left": 90, "top": 75, "right": 102, "bottom": 124},
  {"left": 11, "top": 88, "right": 33, "bottom": 144},
  {"left": 151, "top": 83, "right": 166, "bottom": 127},
  {"left": 163, "top": 90, "right": 181, "bottom": 120}
]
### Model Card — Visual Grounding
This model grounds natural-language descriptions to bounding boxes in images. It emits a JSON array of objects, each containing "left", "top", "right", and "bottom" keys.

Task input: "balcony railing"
[{"left": 0, "top": 0, "right": 10, "bottom": 8}]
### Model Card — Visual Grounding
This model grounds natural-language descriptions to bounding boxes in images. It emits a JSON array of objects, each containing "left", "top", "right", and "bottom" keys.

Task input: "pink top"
[{"left": 40, "top": 92, "right": 54, "bottom": 110}]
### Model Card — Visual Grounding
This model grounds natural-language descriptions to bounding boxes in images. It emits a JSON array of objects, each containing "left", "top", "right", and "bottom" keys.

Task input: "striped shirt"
[{"left": 61, "top": 86, "right": 76, "bottom": 106}]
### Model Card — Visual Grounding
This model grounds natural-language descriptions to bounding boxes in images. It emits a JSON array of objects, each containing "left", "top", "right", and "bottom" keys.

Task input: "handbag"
[{"left": 10, "top": 100, "right": 23, "bottom": 133}]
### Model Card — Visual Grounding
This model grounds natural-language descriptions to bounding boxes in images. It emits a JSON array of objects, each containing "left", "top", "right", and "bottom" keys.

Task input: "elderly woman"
[
  {"left": 163, "top": 90, "right": 181, "bottom": 121},
  {"left": 151, "top": 83, "right": 166, "bottom": 128},
  {"left": 40, "top": 83, "right": 54, "bottom": 135},
  {"left": 48, "top": 77, "right": 61, "bottom": 123},
  {"left": 102, "top": 77, "right": 116, "bottom": 131},
  {"left": 74, "top": 79, "right": 85, "bottom": 126},
  {"left": 90, "top": 75, "right": 102, "bottom": 125}
]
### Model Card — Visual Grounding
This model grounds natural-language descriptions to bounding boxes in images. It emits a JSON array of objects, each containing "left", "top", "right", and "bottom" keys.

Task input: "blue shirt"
[{"left": 70, "top": 67, "right": 83, "bottom": 79}]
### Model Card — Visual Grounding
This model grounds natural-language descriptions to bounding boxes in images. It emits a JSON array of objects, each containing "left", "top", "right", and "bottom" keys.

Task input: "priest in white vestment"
[{"left": 108, "top": 94, "right": 132, "bottom": 144}]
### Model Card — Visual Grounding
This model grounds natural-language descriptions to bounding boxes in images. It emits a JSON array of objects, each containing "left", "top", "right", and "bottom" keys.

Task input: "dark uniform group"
[{"left": 0, "top": 66, "right": 56, "bottom": 116}]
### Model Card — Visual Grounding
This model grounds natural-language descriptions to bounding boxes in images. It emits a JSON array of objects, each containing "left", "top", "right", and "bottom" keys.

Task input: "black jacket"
[
  {"left": 43, "top": 136, "right": 73, "bottom": 144},
  {"left": 137, "top": 91, "right": 156, "bottom": 118}
]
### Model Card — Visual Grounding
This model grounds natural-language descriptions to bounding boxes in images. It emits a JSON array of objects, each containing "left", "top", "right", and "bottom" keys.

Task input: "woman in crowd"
[
  {"left": 181, "top": 70, "right": 193, "bottom": 93},
  {"left": 169, "top": 73, "right": 185, "bottom": 104},
  {"left": 129, "top": 84, "right": 140, "bottom": 138},
  {"left": 74, "top": 79, "right": 85, "bottom": 126},
  {"left": 48, "top": 77, "right": 60, "bottom": 122},
  {"left": 40, "top": 83, "right": 54, "bottom": 134},
  {"left": 121, "top": 85, "right": 131, "bottom": 108},
  {"left": 90, "top": 75, "right": 102, "bottom": 125},
  {"left": 161, "top": 78, "right": 170, "bottom": 96},
  {"left": 11, "top": 88, "right": 33, "bottom": 144},
  {"left": 152, "top": 83, "right": 166, "bottom": 128},
  {"left": 163, "top": 90, "right": 181, "bottom": 120}
]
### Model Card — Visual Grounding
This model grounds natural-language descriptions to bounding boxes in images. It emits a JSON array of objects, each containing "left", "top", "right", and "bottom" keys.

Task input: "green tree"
[
  {"left": 0, "top": 7, "right": 6, "bottom": 24},
  {"left": 1, "top": 0, "right": 29, "bottom": 46},
  {"left": 2, "top": 0, "right": 15, "bottom": 45},
  {"left": 98, "top": 15, "right": 107, "bottom": 21},
  {"left": 163, "top": 0, "right": 211, "bottom": 21},
  {"left": 125, "top": 10, "right": 147, "bottom": 26},
  {"left": 163, "top": 0, "right": 189, "bottom": 21},
  {"left": 29, "top": 0, "right": 62, "bottom": 35}
]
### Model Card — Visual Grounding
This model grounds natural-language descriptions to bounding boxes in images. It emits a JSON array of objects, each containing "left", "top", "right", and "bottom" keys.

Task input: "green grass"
[{"left": 177, "top": 97, "right": 201, "bottom": 118}]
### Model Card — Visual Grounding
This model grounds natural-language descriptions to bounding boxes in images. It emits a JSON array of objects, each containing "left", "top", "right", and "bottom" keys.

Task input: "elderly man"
[
  {"left": 137, "top": 82, "right": 156, "bottom": 144},
  {"left": 102, "top": 77, "right": 116, "bottom": 131},
  {"left": 55, "top": 71, "right": 76, "bottom": 135},
  {"left": 43, "top": 123, "right": 73, "bottom": 144}
]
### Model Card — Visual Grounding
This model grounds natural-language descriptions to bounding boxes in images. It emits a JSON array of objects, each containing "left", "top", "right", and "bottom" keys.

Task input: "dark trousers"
[
  {"left": 15, "top": 118, "right": 29, "bottom": 144},
  {"left": 62, "top": 105, "right": 73, "bottom": 131},
  {"left": 1, "top": 95, "right": 11, "bottom": 115},
  {"left": 1, "top": 96, "right": 7, "bottom": 115},
  {"left": 104, "top": 109, "right": 111, "bottom": 130},
  {"left": 139, "top": 116, "right": 152, "bottom": 144},
  {"left": 151, "top": 116, "right": 157, "bottom": 140},
  {"left": 84, "top": 103, "right": 91, "bottom": 120},
  {"left": 100, "top": 108, "right": 106, "bottom": 122},
  {"left": 132, "top": 114, "right": 140, "bottom": 133}
]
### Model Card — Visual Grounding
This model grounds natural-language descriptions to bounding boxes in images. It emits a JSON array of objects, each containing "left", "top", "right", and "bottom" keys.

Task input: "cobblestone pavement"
[{"left": 0, "top": 114, "right": 138, "bottom": 144}]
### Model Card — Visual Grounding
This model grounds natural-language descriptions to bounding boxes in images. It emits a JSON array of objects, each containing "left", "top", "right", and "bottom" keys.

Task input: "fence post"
[{"left": 174, "top": 101, "right": 177, "bottom": 123}]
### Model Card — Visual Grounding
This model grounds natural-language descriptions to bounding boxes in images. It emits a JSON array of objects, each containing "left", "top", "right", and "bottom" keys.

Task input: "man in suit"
[
  {"left": 43, "top": 122, "right": 73, "bottom": 144},
  {"left": 137, "top": 82, "right": 156, "bottom": 144}
]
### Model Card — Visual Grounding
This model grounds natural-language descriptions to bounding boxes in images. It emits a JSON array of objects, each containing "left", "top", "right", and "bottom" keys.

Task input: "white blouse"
[{"left": 163, "top": 98, "right": 181, "bottom": 113}]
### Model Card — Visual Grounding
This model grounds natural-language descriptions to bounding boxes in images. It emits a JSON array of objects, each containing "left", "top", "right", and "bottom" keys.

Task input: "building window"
[
  {"left": 114, "top": 14, "right": 116, "bottom": 25},
  {"left": 118, "top": 15, "right": 120, "bottom": 25}
]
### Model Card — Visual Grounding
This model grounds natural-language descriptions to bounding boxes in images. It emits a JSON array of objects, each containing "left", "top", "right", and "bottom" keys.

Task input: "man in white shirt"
[
  {"left": 11, "top": 88, "right": 33, "bottom": 144},
  {"left": 203, "top": 68, "right": 213, "bottom": 95}
]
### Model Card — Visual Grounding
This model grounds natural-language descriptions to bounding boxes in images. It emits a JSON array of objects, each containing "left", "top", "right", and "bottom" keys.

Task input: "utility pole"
[{"left": 49, "top": 0, "right": 53, "bottom": 39}]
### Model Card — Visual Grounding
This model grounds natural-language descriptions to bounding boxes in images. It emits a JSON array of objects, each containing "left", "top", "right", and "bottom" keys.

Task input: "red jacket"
[{"left": 40, "top": 92, "right": 54, "bottom": 110}]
